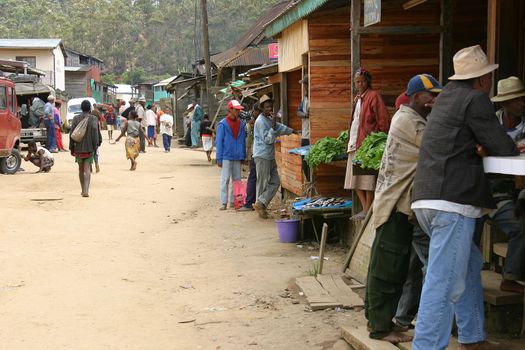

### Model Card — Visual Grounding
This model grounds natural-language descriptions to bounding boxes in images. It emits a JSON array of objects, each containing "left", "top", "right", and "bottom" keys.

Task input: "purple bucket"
[{"left": 275, "top": 219, "right": 300, "bottom": 243}]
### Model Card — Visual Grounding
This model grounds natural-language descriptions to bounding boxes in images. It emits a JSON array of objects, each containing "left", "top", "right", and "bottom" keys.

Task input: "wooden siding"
[
  {"left": 452, "top": 0, "right": 488, "bottom": 54},
  {"left": 276, "top": 134, "right": 304, "bottom": 196},
  {"left": 309, "top": 6, "right": 352, "bottom": 143},
  {"left": 65, "top": 71, "right": 88, "bottom": 99},
  {"left": 360, "top": 0, "right": 441, "bottom": 108},
  {"left": 287, "top": 69, "right": 303, "bottom": 131},
  {"left": 278, "top": 20, "right": 309, "bottom": 72}
]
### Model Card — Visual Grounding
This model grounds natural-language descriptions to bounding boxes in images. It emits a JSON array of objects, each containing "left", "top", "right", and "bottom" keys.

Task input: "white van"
[{"left": 65, "top": 97, "right": 97, "bottom": 130}]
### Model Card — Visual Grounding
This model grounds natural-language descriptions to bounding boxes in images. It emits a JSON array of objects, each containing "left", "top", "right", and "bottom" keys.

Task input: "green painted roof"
[{"left": 265, "top": 0, "right": 330, "bottom": 38}]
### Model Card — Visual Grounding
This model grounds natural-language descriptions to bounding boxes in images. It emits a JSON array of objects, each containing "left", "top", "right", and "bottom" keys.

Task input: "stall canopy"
[{"left": 15, "top": 82, "right": 55, "bottom": 96}]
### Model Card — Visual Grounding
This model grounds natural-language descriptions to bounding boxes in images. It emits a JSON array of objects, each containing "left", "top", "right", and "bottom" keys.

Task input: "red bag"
[{"left": 233, "top": 180, "right": 247, "bottom": 210}]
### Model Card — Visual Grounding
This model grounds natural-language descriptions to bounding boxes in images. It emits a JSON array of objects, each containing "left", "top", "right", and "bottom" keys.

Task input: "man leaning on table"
[
  {"left": 411, "top": 45, "right": 519, "bottom": 350},
  {"left": 476, "top": 76, "right": 525, "bottom": 295}
]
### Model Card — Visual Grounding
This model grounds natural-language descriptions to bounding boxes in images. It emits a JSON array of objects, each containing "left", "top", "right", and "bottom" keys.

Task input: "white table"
[{"left": 484, "top": 155, "right": 525, "bottom": 176}]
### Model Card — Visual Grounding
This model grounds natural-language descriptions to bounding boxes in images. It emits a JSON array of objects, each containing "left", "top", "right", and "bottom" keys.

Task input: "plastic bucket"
[{"left": 275, "top": 219, "right": 300, "bottom": 243}]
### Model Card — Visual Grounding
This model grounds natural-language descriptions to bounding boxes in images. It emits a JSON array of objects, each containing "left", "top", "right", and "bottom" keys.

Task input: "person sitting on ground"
[
  {"left": 24, "top": 141, "right": 54, "bottom": 173},
  {"left": 215, "top": 100, "right": 246, "bottom": 210},
  {"left": 252, "top": 95, "right": 300, "bottom": 219},
  {"left": 365, "top": 74, "right": 443, "bottom": 344},
  {"left": 116, "top": 110, "right": 143, "bottom": 171},
  {"left": 200, "top": 114, "right": 214, "bottom": 162}
]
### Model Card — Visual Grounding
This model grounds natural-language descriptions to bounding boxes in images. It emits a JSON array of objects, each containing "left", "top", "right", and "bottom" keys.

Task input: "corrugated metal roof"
[
  {"left": 0, "top": 38, "right": 67, "bottom": 57},
  {"left": 265, "top": 0, "right": 331, "bottom": 37},
  {"left": 153, "top": 75, "right": 178, "bottom": 87},
  {"left": 220, "top": 46, "right": 272, "bottom": 68},
  {"left": 211, "top": 1, "right": 291, "bottom": 68}
]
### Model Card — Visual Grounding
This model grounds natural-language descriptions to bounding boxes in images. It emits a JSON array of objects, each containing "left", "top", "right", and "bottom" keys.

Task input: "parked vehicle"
[
  {"left": 16, "top": 80, "right": 55, "bottom": 145},
  {"left": 0, "top": 77, "right": 22, "bottom": 174},
  {"left": 65, "top": 97, "right": 97, "bottom": 131}
]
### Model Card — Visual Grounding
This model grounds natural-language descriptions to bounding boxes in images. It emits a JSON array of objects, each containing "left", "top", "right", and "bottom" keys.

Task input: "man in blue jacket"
[{"left": 216, "top": 100, "right": 246, "bottom": 210}]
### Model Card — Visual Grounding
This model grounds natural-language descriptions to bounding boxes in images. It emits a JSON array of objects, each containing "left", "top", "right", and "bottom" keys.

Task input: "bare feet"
[
  {"left": 500, "top": 279, "right": 524, "bottom": 294},
  {"left": 81, "top": 193, "right": 89, "bottom": 198},
  {"left": 380, "top": 331, "right": 413, "bottom": 344}
]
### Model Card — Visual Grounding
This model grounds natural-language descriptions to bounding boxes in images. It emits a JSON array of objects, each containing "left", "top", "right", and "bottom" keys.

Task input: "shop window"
[
  {"left": 0, "top": 87, "right": 6, "bottom": 110},
  {"left": 15, "top": 56, "right": 36, "bottom": 67}
]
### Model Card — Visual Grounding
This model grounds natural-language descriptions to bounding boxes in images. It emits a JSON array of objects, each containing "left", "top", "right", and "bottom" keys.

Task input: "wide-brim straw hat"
[
  {"left": 491, "top": 76, "right": 525, "bottom": 102},
  {"left": 449, "top": 45, "right": 499, "bottom": 80},
  {"left": 259, "top": 94, "right": 273, "bottom": 105}
]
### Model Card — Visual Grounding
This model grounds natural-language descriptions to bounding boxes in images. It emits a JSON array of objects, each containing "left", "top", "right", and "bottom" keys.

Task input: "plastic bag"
[{"left": 233, "top": 180, "right": 247, "bottom": 210}]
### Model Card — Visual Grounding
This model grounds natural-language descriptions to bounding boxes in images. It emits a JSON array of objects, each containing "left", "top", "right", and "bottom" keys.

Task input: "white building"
[{"left": 0, "top": 39, "right": 66, "bottom": 91}]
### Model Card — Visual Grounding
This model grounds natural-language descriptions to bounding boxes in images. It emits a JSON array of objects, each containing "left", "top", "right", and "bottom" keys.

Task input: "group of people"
[
  {"left": 215, "top": 95, "right": 299, "bottom": 216},
  {"left": 360, "top": 45, "right": 525, "bottom": 350}
]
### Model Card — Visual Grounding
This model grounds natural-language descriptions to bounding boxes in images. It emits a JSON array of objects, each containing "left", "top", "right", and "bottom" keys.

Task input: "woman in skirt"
[{"left": 116, "top": 110, "right": 142, "bottom": 171}]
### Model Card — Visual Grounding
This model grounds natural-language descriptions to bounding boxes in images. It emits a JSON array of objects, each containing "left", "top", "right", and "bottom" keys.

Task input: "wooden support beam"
[
  {"left": 280, "top": 72, "right": 288, "bottom": 125},
  {"left": 487, "top": 0, "right": 498, "bottom": 95},
  {"left": 358, "top": 25, "right": 442, "bottom": 35},
  {"left": 439, "top": 0, "right": 453, "bottom": 83},
  {"left": 351, "top": 0, "right": 361, "bottom": 99}
]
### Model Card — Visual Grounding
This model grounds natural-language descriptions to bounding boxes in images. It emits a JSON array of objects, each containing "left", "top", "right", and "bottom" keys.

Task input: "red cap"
[{"left": 227, "top": 100, "right": 244, "bottom": 110}]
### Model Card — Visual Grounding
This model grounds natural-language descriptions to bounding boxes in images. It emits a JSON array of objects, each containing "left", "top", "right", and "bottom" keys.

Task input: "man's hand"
[
  {"left": 292, "top": 130, "right": 301, "bottom": 135},
  {"left": 516, "top": 140, "right": 525, "bottom": 153},
  {"left": 271, "top": 114, "right": 278, "bottom": 129},
  {"left": 217, "top": 162, "right": 222, "bottom": 168},
  {"left": 475, "top": 144, "right": 487, "bottom": 157}
]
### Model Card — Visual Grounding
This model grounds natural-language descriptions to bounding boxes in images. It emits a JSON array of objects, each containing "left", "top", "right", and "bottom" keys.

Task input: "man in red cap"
[{"left": 215, "top": 100, "right": 246, "bottom": 210}]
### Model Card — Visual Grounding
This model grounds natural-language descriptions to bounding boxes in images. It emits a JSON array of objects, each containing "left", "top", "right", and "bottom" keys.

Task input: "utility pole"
[{"left": 199, "top": 0, "right": 214, "bottom": 117}]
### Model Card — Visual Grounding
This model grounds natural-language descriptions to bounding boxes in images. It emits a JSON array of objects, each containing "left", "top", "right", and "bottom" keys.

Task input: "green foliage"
[
  {"left": 0, "top": 0, "right": 281, "bottom": 76},
  {"left": 353, "top": 132, "right": 388, "bottom": 170},
  {"left": 305, "top": 131, "right": 349, "bottom": 169},
  {"left": 121, "top": 67, "right": 146, "bottom": 85}
]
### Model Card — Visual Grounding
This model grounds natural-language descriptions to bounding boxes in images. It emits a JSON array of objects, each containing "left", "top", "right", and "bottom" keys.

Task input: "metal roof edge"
[{"left": 265, "top": 0, "right": 330, "bottom": 37}]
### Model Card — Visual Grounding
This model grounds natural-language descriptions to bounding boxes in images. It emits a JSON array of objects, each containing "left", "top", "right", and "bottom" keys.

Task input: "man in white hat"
[
  {"left": 478, "top": 77, "right": 525, "bottom": 294},
  {"left": 411, "top": 45, "right": 519, "bottom": 350},
  {"left": 44, "top": 95, "right": 58, "bottom": 153},
  {"left": 184, "top": 103, "right": 194, "bottom": 147}
]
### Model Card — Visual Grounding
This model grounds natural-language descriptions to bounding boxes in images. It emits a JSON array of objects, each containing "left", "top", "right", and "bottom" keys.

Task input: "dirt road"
[{"left": 0, "top": 140, "right": 360, "bottom": 349}]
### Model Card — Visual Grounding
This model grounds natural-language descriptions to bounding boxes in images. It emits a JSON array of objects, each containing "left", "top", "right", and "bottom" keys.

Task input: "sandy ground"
[{"left": 0, "top": 137, "right": 363, "bottom": 349}]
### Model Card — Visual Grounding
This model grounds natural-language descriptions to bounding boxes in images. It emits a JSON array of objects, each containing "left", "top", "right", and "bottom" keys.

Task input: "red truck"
[{"left": 0, "top": 76, "right": 22, "bottom": 174}]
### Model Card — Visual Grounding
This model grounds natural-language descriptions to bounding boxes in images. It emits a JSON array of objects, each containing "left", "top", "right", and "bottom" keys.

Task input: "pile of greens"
[
  {"left": 353, "top": 132, "right": 388, "bottom": 170},
  {"left": 305, "top": 131, "right": 348, "bottom": 168}
]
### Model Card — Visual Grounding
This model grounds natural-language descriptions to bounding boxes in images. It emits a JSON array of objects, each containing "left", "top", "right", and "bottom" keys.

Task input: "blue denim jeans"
[
  {"left": 162, "top": 133, "right": 172, "bottom": 151},
  {"left": 413, "top": 208, "right": 484, "bottom": 350},
  {"left": 395, "top": 225, "right": 429, "bottom": 327},
  {"left": 220, "top": 160, "right": 241, "bottom": 205}
]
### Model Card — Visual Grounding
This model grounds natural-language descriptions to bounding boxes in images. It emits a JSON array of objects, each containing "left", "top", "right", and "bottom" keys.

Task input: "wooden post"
[
  {"left": 351, "top": 0, "right": 361, "bottom": 99},
  {"left": 199, "top": 0, "right": 214, "bottom": 117},
  {"left": 439, "top": 0, "right": 453, "bottom": 83},
  {"left": 487, "top": 0, "right": 498, "bottom": 93},
  {"left": 280, "top": 72, "right": 288, "bottom": 125},
  {"left": 318, "top": 223, "right": 329, "bottom": 274}
]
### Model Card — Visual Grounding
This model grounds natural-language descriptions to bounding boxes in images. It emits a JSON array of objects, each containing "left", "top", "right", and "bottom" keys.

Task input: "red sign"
[{"left": 268, "top": 43, "right": 278, "bottom": 60}]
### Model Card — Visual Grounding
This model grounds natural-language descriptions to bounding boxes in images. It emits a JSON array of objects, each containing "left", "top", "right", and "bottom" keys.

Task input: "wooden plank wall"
[
  {"left": 276, "top": 69, "right": 304, "bottom": 196},
  {"left": 452, "top": 0, "right": 488, "bottom": 54},
  {"left": 360, "top": 0, "right": 441, "bottom": 108},
  {"left": 308, "top": 6, "right": 352, "bottom": 143},
  {"left": 307, "top": 6, "right": 351, "bottom": 197}
]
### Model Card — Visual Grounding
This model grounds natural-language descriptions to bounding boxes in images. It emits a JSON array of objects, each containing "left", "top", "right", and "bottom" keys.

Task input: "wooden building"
[
  {"left": 64, "top": 48, "right": 105, "bottom": 103},
  {"left": 263, "top": 0, "right": 525, "bottom": 199}
]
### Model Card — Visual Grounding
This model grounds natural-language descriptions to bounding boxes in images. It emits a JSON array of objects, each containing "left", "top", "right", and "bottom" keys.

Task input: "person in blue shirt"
[
  {"left": 215, "top": 100, "right": 246, "bottom": 210},
  {"left": 44, "top": 95, "right": 58, "bottom": 153},
  {"left": 252, "top": 95, "right": 300, "bottom": 218}
]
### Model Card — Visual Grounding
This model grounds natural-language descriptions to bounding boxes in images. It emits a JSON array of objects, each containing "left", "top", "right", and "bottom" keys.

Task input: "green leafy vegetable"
[
  {"left": 353, "top": 132, "right": 387, "bottom": 170},
  {"left": 305, "top": 131, "right": 348, "bottom": 168}
]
